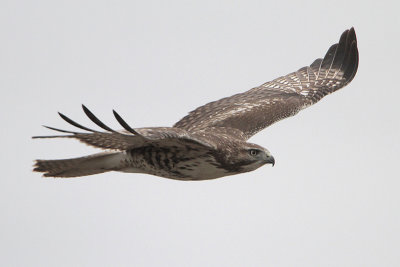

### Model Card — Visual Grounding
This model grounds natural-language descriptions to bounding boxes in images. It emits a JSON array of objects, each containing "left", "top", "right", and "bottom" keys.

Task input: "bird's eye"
[{"left": 249, "top": 149, "right": 259, "bottom": 156}]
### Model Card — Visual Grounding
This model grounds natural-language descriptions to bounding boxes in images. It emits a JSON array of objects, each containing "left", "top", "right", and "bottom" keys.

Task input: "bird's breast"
[{"left": 125, "top": 146, "right": 230, "bottom": 180}]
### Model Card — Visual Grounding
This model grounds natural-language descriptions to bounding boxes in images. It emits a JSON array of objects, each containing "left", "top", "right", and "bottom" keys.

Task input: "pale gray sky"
[{"left": 1, "top": 0, "right": 399, "bottom": 266}]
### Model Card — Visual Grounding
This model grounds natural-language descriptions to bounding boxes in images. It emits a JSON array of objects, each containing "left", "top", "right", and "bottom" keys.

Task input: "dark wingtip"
[
  {"left": 81, "top": 105, "right": 116, "bottom": 132},
  {"left": 43, "top": 125, "right": 78, "bottom": 134},
  {"left": 112, "top": 110, "right": 142, "bottom": 136},
  {"left": 343, "top": 40, "right": 359, "bottom": 83},
  {"left": 58, "top": 110, "right": 98, "bottom": 132},
  {"left": 349, "top": 27, "right": 356, "bottom": 42},
  {"left": 81, "top": 104, "right": 91, "bottom": 115},
  {"left": 320, "top": 27, "right": 359, "bottom": 83},
  {"left": 341, "top": 27, "right": 358, "bottom": 83}
]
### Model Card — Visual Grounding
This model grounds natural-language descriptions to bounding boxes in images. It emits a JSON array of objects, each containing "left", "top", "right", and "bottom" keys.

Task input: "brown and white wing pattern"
[
  {"left": 174, "top": 28, "right": 358, "bottom": 139},
  {"left": 33, "top": 105, "right": 216, "bottom": 151}
]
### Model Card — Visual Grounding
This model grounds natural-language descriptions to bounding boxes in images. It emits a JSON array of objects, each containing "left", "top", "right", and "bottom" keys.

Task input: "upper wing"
[
  {"left": 33, "top": 105, "right": 216, "bottom": 151},
  {"left": 174, "top": 28, "right": 359, "bottom": 139}
]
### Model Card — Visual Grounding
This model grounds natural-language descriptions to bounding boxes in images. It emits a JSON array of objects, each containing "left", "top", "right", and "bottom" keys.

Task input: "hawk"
[{"left": 33, "top": 28, "right": 358, "bottom": 180}]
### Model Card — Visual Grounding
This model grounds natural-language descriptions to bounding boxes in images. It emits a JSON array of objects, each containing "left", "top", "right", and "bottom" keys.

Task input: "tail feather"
[{"left": 33, "top": 152, "right": 126, "bottom": 178}]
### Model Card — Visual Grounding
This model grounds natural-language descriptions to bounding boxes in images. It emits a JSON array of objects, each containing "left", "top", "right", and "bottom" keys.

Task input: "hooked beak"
[{"left": 265, "top": 155, "right": 275, "bottom": 167}]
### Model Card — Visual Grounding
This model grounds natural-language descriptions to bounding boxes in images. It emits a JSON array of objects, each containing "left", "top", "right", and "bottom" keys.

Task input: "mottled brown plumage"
[{"left": 33, "top": 28, "right": 358, "bottom": 180}]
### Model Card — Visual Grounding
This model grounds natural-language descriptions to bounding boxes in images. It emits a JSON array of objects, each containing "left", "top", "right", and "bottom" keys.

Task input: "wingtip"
[
  {"left": 112, "top": 109, "right": 143, "bottom": 136},
  {"left": 82, "top": 105, "right": 117, "bottom": 132},
  {"left": 348, "top": 27, "right": 357, "bottom": 44},
  {"left": 58, "top": 112, "right": 69, "bottom": 121},
  {"left": 81, "top": 104, "right": 89, "bottom": 112},
  {"left": 344, "top": 39, "right": 359, "bottom": 81},
  {"left": 81, "top": 104, "right": 92, "bottom": 118}
]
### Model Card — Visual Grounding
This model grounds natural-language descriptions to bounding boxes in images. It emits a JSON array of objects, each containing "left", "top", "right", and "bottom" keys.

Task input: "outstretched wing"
[
  {"left": 33, "top": 105, "right": 215, "bottom": 151},
  {"left": 174, "top": 28, "right": 358, "bottom": 139}
]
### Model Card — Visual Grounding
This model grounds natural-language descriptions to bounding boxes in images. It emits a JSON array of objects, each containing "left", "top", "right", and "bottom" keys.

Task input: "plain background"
[{"left": 1, "top": 0, "right": 399, "bottom": 266}]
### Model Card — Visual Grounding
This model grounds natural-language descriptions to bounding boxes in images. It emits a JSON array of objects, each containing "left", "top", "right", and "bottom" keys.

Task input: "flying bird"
[{"left": 33, "top": 28, "right": 358, "bottom": 180}]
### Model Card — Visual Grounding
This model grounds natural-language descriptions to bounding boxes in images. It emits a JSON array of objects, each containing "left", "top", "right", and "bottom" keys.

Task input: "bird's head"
[{"left": 216, "top": 141, "right": 275, "bottom": 174}]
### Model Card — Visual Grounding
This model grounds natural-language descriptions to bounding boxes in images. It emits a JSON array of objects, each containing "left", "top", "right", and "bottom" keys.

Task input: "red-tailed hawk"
[{"left": 33, "top": 28, "right": 358, "bottom": 180}]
